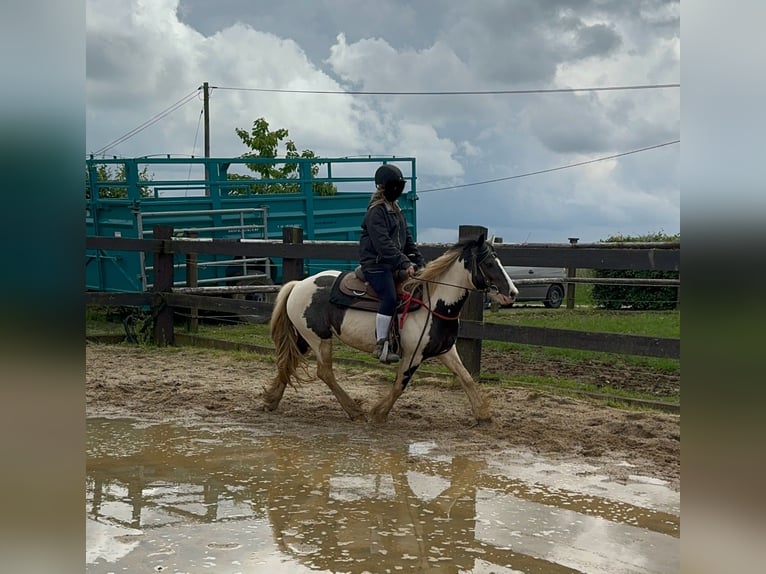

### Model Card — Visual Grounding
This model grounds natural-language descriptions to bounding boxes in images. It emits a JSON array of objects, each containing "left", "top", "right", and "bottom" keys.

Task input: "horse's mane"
[{"left": 402, "top": 238, "right": 475, "bottom": 292}]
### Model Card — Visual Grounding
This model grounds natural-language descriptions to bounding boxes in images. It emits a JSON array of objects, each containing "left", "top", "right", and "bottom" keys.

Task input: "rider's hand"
[{"left": 406, "top": 265, "right": 416, "bottom": 277}]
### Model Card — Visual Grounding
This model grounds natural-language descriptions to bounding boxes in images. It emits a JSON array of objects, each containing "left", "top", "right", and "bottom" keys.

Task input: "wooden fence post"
[
  {"left": 152, "top": 225, "right": 175, "bottom": 345},
  {"left": 566, "top": 237, "right": 579, "bottom": 309},
  {"left": 185, "top": 230, "right": 199, "bottom": 333},
  {"left": 281, "top": 226, "right": 304, "bottom": 283},
  {"left": 456, "top": 225, "right": 487, "bottom": 378}
]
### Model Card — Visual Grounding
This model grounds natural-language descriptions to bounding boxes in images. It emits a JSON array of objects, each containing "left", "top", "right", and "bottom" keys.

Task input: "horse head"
[{"left": 464, "top": 233, "right": 518, "bottom": 306}]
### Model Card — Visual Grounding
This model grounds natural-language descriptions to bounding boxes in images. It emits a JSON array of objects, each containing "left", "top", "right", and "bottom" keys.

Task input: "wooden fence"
[{"left": 86, "top": 225, "right": 680, "bottom": 376}]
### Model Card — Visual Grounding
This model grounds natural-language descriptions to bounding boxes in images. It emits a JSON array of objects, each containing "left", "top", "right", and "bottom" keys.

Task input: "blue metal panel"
[{"left": 86, "top": 156, "right": 418, "bottom": 291}]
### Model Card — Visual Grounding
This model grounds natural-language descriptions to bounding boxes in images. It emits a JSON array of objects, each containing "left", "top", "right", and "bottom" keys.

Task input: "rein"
[
  {"left": 398, "top": 244, "right": 500, "bottom": 329},
  {"left": 398, "top": 290, "right": 458, "bottom": 328},
  {"left": 413, "top": 277, "right": 484, "bottom": 292}
]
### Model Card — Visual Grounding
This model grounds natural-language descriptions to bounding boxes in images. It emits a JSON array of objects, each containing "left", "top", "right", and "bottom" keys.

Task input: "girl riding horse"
[{"left": 265, "top": 233, "right": 517, "bottom": 424}]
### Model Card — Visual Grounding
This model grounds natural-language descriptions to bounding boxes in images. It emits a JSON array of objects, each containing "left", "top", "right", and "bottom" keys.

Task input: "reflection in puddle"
[{"left": 86, "top": 417, "right": 679, "bottom": 573}]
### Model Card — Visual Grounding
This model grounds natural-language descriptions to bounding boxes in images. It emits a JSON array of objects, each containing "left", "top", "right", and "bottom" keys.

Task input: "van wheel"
[{"left": 544, "top": 284, "right": 564, "bottom": 308}]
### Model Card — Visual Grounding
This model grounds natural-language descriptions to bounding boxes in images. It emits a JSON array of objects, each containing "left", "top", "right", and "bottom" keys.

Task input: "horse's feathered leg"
[
  {"left": 436, "top": 346, "right": 492, "bottom": 424},
  {"left": 368, "top": 360, "right": 421, "bottom": 424},
  {"left": 263, "top": 374, "right": 288, "bottom": 411},
  {"left": 315, "top": 339, "right": 367, "bottom": 421}
]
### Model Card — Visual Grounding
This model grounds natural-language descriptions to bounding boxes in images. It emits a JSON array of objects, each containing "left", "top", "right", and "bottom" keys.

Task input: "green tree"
[
  {"left": 231, "top": 117, "right": 336, "bottom": 196},
  {"left": 86, "top": 163, "right": 152, "bottom": 199}
]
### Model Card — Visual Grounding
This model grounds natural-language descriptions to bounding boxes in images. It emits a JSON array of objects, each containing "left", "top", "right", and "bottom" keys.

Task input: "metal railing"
[{"left": 137, "top": 207, "right": 270, "bottom": 290}]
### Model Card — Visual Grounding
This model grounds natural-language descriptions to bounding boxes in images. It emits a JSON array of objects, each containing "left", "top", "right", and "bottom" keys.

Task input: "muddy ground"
[{"left": 86, "top": 343, "right": 680, "bottom": 490}]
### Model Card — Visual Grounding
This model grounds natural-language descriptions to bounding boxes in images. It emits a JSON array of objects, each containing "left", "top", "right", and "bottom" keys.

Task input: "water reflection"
[{"left": 86, "top": 418, "right": 679, "bottom": 573}]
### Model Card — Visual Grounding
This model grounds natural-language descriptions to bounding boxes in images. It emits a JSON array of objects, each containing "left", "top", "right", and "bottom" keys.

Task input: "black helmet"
[{"left": 375, "top": 164, "right": 406, "bottom": 202}]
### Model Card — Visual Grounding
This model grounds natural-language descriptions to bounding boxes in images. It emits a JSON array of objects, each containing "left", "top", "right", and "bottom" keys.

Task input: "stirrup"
[{"left": 374, "top": 339, "right": 400, "bottom": 364}]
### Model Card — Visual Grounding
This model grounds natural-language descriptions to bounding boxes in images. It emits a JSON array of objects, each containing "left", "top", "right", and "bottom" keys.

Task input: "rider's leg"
[{"left": 362, "top": 267, "right": 400, "bottom": 363}]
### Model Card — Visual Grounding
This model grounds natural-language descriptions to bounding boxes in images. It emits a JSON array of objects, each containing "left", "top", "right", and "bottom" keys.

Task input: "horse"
[{"left": 265, "top": 233, "right": 518, "bottom": 424}]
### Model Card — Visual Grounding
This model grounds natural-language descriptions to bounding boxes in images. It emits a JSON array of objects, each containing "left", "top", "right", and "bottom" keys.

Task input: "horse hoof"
[{"left": 349, "top": 411, "right": 367, "bottom": 422}]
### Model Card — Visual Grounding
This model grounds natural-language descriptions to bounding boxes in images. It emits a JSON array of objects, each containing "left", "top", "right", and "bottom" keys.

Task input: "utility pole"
[
  {"left": 203, "top": 81, "right": 210, "bottom": 194},
  {"left": 203, "top": 82, "right": 210, "bottom": 159}
]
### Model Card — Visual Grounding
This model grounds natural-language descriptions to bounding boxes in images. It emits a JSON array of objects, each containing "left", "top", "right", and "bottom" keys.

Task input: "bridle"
[
  {"left": 411, "top": 243, "right": 500, "bottom": 294},
  {"left": 465, "top": 243, "right": 499, "bottom": 293}
]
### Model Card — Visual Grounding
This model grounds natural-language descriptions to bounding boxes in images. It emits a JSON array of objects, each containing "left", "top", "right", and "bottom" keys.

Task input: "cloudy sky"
[{"left": 86, "top": 0, "right": 679, "bottom": 244}]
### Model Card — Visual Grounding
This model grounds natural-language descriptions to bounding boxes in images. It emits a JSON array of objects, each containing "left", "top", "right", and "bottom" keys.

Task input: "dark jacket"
[{"left": 359, "top": 200, "right": 424, "bottom": 271}]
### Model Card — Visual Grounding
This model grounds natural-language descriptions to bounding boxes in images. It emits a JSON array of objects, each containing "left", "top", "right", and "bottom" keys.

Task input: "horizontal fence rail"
[
  {"left": 459, "top": 321, "right": 679, "bottom": 359},
  {"left": 513, "top": 276, "right": 681, "bottom": 287}
]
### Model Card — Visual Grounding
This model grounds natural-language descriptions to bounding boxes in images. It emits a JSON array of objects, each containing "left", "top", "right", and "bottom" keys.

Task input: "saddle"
[{"left": 330, "top": 266, "right": 422, "bottom": 313}]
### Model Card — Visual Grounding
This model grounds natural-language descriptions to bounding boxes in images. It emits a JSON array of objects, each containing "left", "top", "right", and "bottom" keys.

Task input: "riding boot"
[
  {"left": 374, "top": 339, "right": 400, "bottom": 363},
  {"left": 373, "top": 313, "right": 399, "bottom": 363}
]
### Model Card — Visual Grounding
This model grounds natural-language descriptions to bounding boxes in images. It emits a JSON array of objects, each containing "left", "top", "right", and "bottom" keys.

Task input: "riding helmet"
[{"left": 375, "top": 164, "right": 406, "bottom": 202}]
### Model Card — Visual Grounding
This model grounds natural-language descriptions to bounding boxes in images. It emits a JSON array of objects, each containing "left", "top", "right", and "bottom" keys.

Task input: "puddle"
[{"left": 86, "top": 417, "right": 679, "bottom": 573}]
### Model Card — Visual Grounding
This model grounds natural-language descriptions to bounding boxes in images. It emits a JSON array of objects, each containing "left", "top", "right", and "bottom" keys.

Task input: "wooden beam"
[
  {"left": 152, "top": 226, "right": 174, "bottom": 346},
  {"left": 459, "top": 321, "right": 680, "bottom": 359},
  {"left": 455, "top": 225, "right": 487, "bottom": 377}
]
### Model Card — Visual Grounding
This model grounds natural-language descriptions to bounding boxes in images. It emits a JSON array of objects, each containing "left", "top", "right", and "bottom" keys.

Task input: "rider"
[{"left": 359, "top": 164, "right": 425, "bottom": 363}]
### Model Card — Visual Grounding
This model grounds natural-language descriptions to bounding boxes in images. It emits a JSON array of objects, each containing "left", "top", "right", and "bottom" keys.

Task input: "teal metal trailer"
[{"left": 86, "top": 155, "right": 418, "bottom": 292}]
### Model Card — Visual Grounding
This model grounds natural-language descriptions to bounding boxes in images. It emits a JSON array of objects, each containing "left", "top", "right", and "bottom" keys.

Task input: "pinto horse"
[{"left": 265, "top": 234, "right": 518, "bottom": 424}]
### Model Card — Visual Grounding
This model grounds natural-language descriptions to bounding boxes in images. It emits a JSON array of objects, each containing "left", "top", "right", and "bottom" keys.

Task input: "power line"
[
  {"left": 187, "top": 107, "right": 205, "bottom": 182},
  {"left": 214, "top": 83, "right": 679, "bottom": 96},
  {"left": 418, "top": 140, "right": 680, "bottom": 193},
  {"left": 91, "top": 88, "right": 201, "bottom": 156}
]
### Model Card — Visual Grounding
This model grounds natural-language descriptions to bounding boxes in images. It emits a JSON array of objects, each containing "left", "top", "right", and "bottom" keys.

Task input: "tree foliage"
[
  {"left": 86, "top": 163, "right": 152, "bottom": 199},
  {"left": 230, "top": 117, "right": 337, "bottom": 196},
  {"left": 590, "top": 231, "right": 680, "bottom": 310}
]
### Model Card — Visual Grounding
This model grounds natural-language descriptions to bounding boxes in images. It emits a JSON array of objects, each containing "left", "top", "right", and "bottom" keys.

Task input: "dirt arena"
[{"left": 85, "top": 342, "right": 680, "bottom": 490}]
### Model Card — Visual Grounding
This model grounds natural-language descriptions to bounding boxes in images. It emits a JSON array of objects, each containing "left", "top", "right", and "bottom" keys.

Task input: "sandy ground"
[{"left": 85, "top": 342, "right": 680, "bottom": 490}]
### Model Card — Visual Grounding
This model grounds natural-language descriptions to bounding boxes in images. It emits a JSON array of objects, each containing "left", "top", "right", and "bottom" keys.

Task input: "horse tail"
[{"left": 269, "top": 281, "right": 309, "bottom": 386}]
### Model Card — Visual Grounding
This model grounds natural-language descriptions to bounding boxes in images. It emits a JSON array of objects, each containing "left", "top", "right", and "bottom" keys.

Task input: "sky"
[{"left": 86, "top": 0, "right": 680, "bottom": 244}]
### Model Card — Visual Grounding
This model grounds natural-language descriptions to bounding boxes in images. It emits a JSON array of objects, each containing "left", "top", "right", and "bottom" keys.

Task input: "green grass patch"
[
  {"left": 193, "top": 322, "right": 274, "bottom": 347},
  {"left": 484, "top": 306, "right": 679, "bottom": 338}
]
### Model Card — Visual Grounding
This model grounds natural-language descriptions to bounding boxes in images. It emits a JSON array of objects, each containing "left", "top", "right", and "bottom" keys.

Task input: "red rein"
[{"left": 399, "top": 291, "right": 460, "bottom": 328}]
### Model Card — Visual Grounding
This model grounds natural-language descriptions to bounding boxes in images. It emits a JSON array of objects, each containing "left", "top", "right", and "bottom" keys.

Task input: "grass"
[{"left": 485, "top": 306, "right": 680, "bottom": 338}]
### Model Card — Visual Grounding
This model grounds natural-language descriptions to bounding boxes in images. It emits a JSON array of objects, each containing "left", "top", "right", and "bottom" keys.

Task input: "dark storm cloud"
[
  {"left": 177, "top": 0, "right": 427, "bottom": 66},
  {"left": 177, "top": 0, "right": 627, "bottom": 85},
  {"left": 526, "top": 88, "right": 679, "bottom": 155},
  {"left": 441, "top": 1, "right": 623, "bottom": 85},
  {"left": 573, "top": 22, "right": 622, "bottom": 58}
]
